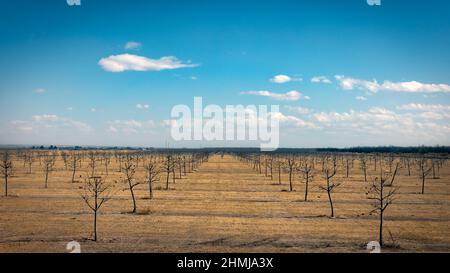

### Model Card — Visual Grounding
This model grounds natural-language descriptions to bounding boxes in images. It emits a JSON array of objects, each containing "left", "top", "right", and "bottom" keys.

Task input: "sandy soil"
[{"left": 0, "top": 154, "right": 449, "bottom": 253}]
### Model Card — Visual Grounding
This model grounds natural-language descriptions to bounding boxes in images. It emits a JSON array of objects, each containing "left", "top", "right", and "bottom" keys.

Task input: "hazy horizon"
[{"left": 1, "top": 0, "right": 449, "bottom": 147}]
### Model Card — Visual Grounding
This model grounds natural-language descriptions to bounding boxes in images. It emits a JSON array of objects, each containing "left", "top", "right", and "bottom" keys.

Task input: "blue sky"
[{"left": 0, "top": 0, "right": 449, "bottom": 148}]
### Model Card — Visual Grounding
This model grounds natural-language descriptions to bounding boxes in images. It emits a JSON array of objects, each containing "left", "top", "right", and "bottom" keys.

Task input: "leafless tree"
[
  {"left": 87, "top": 151, "right": 101, "bottom": 177},
  {"left": 68, "top": 152, "right": 82, "bottom": 183},
  {"left": 360, "top": 156, "right": 368, "bottom": 182},
  {"left": 431, "top": 159, "right": 439, "bottom": 179},
  {"left": 319, "top": 164, "right": 341, "bottom": 217},
  {"left": 0, "top": 151, "right": 13, "bottom": 197},
  {"left": 42, "top": 155, "right": 56, "bottom": 188},
  {"left": 103, "top": 155, "right": 111, "bottom": 175},
  {"left": 24, "top": 151, "right": 34, "bottom": 174},
  {"left": 286, "top": 156, "right": 297, "bottom": 192},
  {"left": 144, "top": 160, "right": 161, "bottom": 200},
  {"left": 404, "top": 157, "right": 412, "bottom": 176},
  {"left": 276, "top": 158, "right": 283, "bottom": 185},
  {"left": 163, "top": 155, "right": 174, "bottom": 190},
  {"left": 345, "top": 157, "right": 350, "bottom": 178},
  {"left": 366, "top": 169, "right": 397, "bottom": 247},
  {"left": 298, "top": 161, "right": 313, "bottom": 201},
  {"left": 80, "top": 176, "right": 113, "bottom": 241},
  {"left": 120, "top": 155, "right": 141, "bottom": 213},
  {"left": 60, "top": 151, "right": 69, "bottom": 170},
  {"left": 418, "top": 158, "right": 432, "bottom": 194}
]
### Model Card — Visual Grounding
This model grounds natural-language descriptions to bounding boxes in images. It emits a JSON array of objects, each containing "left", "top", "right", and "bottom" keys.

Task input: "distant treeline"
[{"left": 1, "top": 145, "right": 448, "bottom": 155}]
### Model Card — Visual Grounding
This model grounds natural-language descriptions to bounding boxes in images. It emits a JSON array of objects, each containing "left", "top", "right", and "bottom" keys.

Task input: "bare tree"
[
  {"left": 360, "top": 156, "right": 368, "bottom": 182},
  {"left": 87, "top": 151, "right": 101, "bottom": 177},
  {"left": 163, "top": 155, "right": 174, "bottom": 190},
  {"left": 404, "top": 157, "right": 411, "bottom": 176},
  {"left": 42, "top": 155, "right": 56, "bottom": 188},
  {"left": 80, "top": 176, "right": 113, "bottom": 241},
  {"left": 345, "top": 157, "right": 350, "bottom": 178},
  {"left": 319, "top": 164, "right": 341, "bottom": 217},
  {"left": 418, "top": 158, "right": 432, "bottom": 194},
  {"left": 68, "top": 152, "right": 82, "bottom": 183},
  {"left": 103, "top": 155, "right": 111, "bottom": 175},
  {"left": 366, "top": 169, "right": 397, "bottom": 247},
  {"left": 121, "top": 156, "right": 141, "bottom": 213},
  {"left": 60, "top": 151, "right": 69, "bottom": 170},
  {"left": 0, "top": 151, "right": 13, "bottom": 197},
  {"left": 286, "top": 156, "right": 297, "bottom": 192},
  {"left": 144, "top": 160, "right": 161, "bottom": 200},
  {"left": 298, "top": 161, "right": 313, "bottom": 201},
  {"left": 24, "top": 151, "right": 34, "bottom": 174},
  {"left": 276, "top": 158, "right": 283, "bottom": 185}
]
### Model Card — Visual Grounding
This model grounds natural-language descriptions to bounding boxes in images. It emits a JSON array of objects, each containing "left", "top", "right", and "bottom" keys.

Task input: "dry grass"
[{"left": 0, "top": 154, "right": 449, "bottom": 253}]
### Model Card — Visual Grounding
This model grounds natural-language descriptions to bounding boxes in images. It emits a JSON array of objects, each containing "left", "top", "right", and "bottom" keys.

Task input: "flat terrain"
[{"left": 0, "top": 154, "right": 449, "bottom": 253}]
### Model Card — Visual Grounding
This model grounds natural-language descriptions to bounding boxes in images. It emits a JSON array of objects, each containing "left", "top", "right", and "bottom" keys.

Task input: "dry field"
[{"left": 0, "top": 153, "right": 449, "bottom": 253}]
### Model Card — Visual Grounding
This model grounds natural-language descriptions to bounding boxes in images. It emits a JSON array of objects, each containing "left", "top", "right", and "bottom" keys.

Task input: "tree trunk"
[
  {"left": 304, "top": 176, "right": 309, "bottom": 201},
  {"left": 421, "top": 175, "right": 426, "bottom": 194},
  {"left": 166, "top": 170, "right": 170, "bottom": 190},
  {"left": 379, "top": 210, "right": 383, "bottom": 247},
  {"left": 289, "top": 169, "right": 293, "bottom": 192},
  {"left": 129, "top": 182, "right": 137, "bottom": 213},
  {"left": 71, "top": 167, "right": 76, "bottom": 183},
  {"left": 278, "top": 165, "right": 281, "bottom": 185},
  {"left": 149, "top": 180, "right": 153, "bottom": 199},
  {"left": 45, "top": 170, "right": 49, "bottom": 188},
  {"left": 327, "top": 190, "right": 334, "bottom": 217},
  {"left": 4, "top": 175, "right": 7, "bottom": 197}
]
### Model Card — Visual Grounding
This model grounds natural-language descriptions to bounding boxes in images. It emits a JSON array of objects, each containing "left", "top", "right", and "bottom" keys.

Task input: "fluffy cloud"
[
  {"left": 240, "top": 90, "right": 309, "bottom": 101},
  {"left": 136, "top": 104, "right": 150, "bottom": 109},
  {"left": 270, "top": 75, "right": 291, "bottom": 84},
  {"left": 356, "top": 96, "right": 368, "bottom": 101},
  {"left": 335, "top": 75, "right": 450, "bottom": 93},
  {"left": 396, "top": 103, "right": 450, "bottom": 111},
  {"left": 312, "top": 107, "right": 450, "bottom": 139},
  {"left": 270, "top": 112, "right": 317, "bottom": 128},
  {"left": 269, "top": 74, "right": 302, "bottom": 84},
  {"left": 98, "top": 54, "right": 199, "bottom": 72},
  {"left": 108, "top": 119, "right": 155, "bottom": 134},
  {"left": 284, "top": 106, "right": 312, "bottom": 114},
  {"left": 311, "top": 76, "right": 332, "bottom": 84},
  {"left": 11, "top": 115, "right": 92, "bottom": 132},
  {"left": 124, "top": 41, "right": 142, "bottom": 50}
]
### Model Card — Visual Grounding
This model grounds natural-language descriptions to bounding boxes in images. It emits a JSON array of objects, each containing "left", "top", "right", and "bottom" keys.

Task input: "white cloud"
[
  {"left": 12, "top": 115, "right": 92, "bottom": 133},
  {"left": 98, "top": 54, "right": 199, "bottom": 72},
  {"left": 190, "top": 76, "right": 198, "bottom": 80},
  {"left": 312, "top": 107, "right": 450, "bottom": 139},
  {"left": 108, "top": 119, "right": 155, "bottom": 134},
  {"left": 335, "top": 75, "right": 450, "bottom": 93},
  {"left": 136, "top": 104, "right": 150, "bottom": 110},
  {"left": 270, "top": 112, "right": 317, "bottom": 128},
  {"left": 311, "top": 76, "right": 331, "bottom": 84},
  {"left": 124, "top": 41, "right": 142, "bottom": 50},
  {"left": 396, "top": 103, "right": 450, "bottom": 111},
  {"left": 284, "top": 106, "right": 312, "bottom": 115},
  {"left": 356, "top": 96, "right": 368, "bottom": 101},
  {"left": 67, "top": 107, "right": 73, "bottom": 111},
  {"left": 91, "top": 108, "right": 97, "bottom": 112},
  {"left": 33, "top": 88, "right": 46, "bottom": 94},
  {"left": 32, "top": 114, "right": 59, "bottom": 122},
  {"left": 269, "top": 74, "right": 302, "bottom": 84},
  {"left": 240, "top": 90, "right": 308, "bottom": 101},
  {"left": 270, "top": 75, "right": 291, "bottom": 84}
]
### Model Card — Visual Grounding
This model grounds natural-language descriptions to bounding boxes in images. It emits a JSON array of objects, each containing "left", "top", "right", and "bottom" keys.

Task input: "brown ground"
[{"left": 0, "top": 154, "right": 449, "bottom": 253}]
